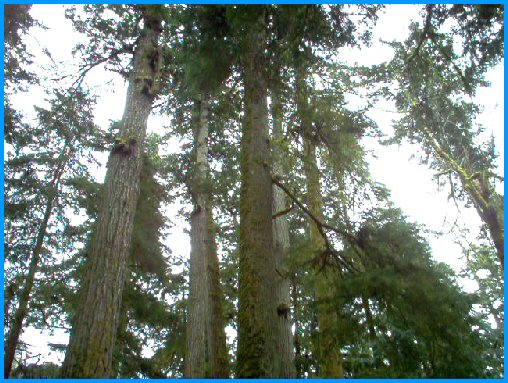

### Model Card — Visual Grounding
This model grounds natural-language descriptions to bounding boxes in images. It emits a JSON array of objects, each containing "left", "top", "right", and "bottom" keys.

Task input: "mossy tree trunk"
[
  {"left": 423, "top": 127, "right": 504, "bottom": 269},
  {"left": 185, "top": 97, "right": 229, "bottom": 378},
  {"left": 302, "top": 135, "right": 345, "bottom": 378},
  {"left": 271, "top": 90, "right": 296, "bottom": 378},
  {"left": 60, "top": 7, "right": 163, "bottom": 377},
  {"left": 297, "top": 72, "right": 344, "bottom": 378},
  {"left": 236, "top": 6, "right": 278, "bottom": 378}
]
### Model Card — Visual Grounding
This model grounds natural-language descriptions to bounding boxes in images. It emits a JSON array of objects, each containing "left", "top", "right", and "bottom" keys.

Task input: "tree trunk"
[
  {"left": 4, "top": 146, "right": 69, "bottom": 378},
  {"left": 185, "top": 98, "right": 229, "bottom": 378},
  {"left": 297, "top": 71, "right": 344, "bottom": 378},
  {"left": 302, "top": 136, "right": 345, "bottom": 378},
  {"left": 236, "top": 7, "right": 278, "bottom": 378},
  {"left": 291, "top": 280, "right": 303, "bottom": 378},
  {"left": 61, "top": 8, "right": 162, "bottom": 377},
  {"left": 205, "top": 203, "right": 230, "bottom": 377},
  {"left": 271, "top": 90, "right": 296, "bottom": 378},
  {"left": 421, "top": 119, "right": 504, "bottom": 269},
  {"left": 185, "top": 99, "right": 210, "bottom": 378}
]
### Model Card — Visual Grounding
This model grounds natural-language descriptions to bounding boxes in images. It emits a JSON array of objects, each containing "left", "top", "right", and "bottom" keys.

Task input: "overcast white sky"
[{"left": 11, "top": 4, "right": 504, "bottom": 367}]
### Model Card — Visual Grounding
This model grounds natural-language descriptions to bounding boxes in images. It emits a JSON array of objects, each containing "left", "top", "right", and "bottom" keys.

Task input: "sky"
[{"left": 9, "top": 4, "right": 504, "bottom": 368}]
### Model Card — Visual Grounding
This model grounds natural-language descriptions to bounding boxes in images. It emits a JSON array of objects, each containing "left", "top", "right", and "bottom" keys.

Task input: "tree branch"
[
  {"left": 407, "top": 4, "right": 434, "bottom": 62},
  {"left": 272, "top": 200, "right": 295, "bottom": 219},
  {"left": 272, "top": 176, "right": 360, "bottom": 272}
]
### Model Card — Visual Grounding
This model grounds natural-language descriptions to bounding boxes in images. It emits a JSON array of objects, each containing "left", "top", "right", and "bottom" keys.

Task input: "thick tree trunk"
[
  {"left": 4, "top": 146, "right": 69, "bottom": 378},
  {"left": 297, "top": 71, "right": 344, "bottom": 378},
  {"left": 271, "top": 91, "right": 296, "bottom": 378},
  {"left": 61, "top": 8, "right": 162, "bottom": 377},
  {"left": 236, "top": 7, "right": 278, "bottom": 378}
]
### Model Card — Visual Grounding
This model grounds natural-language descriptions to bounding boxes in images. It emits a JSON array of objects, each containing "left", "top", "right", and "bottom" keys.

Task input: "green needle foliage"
[{"left": 5, "top": 4, "right": 503, "bottom": 378}]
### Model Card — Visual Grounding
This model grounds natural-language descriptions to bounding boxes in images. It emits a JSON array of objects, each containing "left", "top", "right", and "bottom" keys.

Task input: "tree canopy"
[{"left": 4, "top": 4, "right": 503, "bottom": 379}]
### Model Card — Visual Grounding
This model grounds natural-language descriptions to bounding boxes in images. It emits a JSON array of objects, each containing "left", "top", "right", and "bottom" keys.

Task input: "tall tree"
[
  {"left": 4, "top": 88, "right": 99, "bottom": 378},
  {"left": 61, "top": 5, "right": 165, "bottom": 377},
  {"left": 185, "top": 99, "right": 209, "bottom": 377},
  {"left": 205, "top": 202, "right": 230, "bottom": 377},
  {"left": 296, "top": 73, "right": 344, "bottom": 377},
  {"left": 385, "top": 4, "right": 504, "bottom": 268},
  {"left": 271, "top": 87, "right": 296, "bottom": 378},
  {"left": 234, "top": 5, "right": 278, "bottom": 377},
  {"left": 167, "top": 6, "right": 232, "bottom": 377}
]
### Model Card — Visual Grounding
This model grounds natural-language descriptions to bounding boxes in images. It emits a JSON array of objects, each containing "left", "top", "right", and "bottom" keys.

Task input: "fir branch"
[{"left": 272, "top": 176, "right": 359, "bottom": 272}]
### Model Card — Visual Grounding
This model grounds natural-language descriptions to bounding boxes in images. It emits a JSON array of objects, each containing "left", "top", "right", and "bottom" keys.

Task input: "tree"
[
  {"left": 271, "top": 85, "right": 296, "bottom": 378},
  {"left": 4, "top": 87, "right": 100, "bottom": 377},
  {"left": 4, "top": 5, "right": 503, "bottom": 378},
  {"left": 384, "top": 4, "right": 504, "bottom": 268},
  {"left": 295, "top": 69, "right": 344, "bottom": 377},
  {"left": 335, "top": 207, "right": 495, "bottom": 377},
  {"left": 61, "top": 5, "right": 166, "bottom": 377},
  {"left": 176, "top": 7, "right": 232, "bottom": 377},
  {"left": 233, "top": 6, "right": 278, "bottom": 377}
]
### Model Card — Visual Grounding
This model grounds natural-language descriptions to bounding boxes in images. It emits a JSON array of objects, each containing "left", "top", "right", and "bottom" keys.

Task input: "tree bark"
[
  {"left": 291, "top": 280, "right": 303, "bottom": 377},
  {"left": 271, "top": 89, "right": 296, "bottom": 378},
  {"left": 296, "top": 71, "right": 344, "bottom": 378},
  {"left": 185, "top": 98, "right": 229, "bottom": 378},
  {"left": 206, "top": 203, "right": 230, "bottom": 377},
  {"left": 4, "top": 145, "right": 69, "bottom": 378},
  {"left": 236, "top": 7, "right": 278, "bottom": 378},
  {"left": 185, "top": 99, "right": 210, "bottom": 378},
  {"left": 61, "top": 7, "right": 162, "bottom": 377}
]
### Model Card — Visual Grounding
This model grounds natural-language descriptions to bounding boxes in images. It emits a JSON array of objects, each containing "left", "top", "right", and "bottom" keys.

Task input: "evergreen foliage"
[{"left": 4, "top": 4, "right": 503, "bottom": 378}]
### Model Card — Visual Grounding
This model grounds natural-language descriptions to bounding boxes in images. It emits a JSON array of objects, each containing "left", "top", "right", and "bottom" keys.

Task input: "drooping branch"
[{"left": 272, "top": 176, "right": 360, "bottom": 272}]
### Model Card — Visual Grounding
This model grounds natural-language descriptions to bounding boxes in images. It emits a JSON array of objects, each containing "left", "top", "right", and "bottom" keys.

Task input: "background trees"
[{"left": 4, "top": 4, "right": 504, "bottom": 378}]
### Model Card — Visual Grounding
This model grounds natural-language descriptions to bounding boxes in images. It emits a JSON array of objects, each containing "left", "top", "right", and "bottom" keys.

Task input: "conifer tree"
[
  {"left": 61, "top": 5, "right": 166, "bottom": 377},
  {"left": 234, "top": 6, "right": 278, "bottom": 377}
]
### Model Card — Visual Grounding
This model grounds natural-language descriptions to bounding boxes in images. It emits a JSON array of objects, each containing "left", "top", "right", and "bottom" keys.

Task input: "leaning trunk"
[
  {"left": 271, "top": 90, "right": 296, "bottom": 378},
  {"left": 236, "top": 6, "right": 278, "bottom": 378},
  {"left": 422, "top": 120, "right": 504, "bottom": 269},
  {"left": 61, "top": 7, "right": 162, "bottom": 377},
  {"left": 4, "top": 146, "right": 69, "bottom": 378}
]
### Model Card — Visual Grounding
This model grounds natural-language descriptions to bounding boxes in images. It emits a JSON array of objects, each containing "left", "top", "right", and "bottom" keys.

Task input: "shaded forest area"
[{"left": 4, "top": 4, "right": 504, "bottom": 378}]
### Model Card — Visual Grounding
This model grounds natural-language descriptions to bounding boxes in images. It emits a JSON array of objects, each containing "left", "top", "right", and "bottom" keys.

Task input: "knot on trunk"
[
  {"left": 112, "top": 137, "right": 138, "bottom": 157},
  {"left": 277, "top": 303, "right": 290, "bottom": 319}
]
